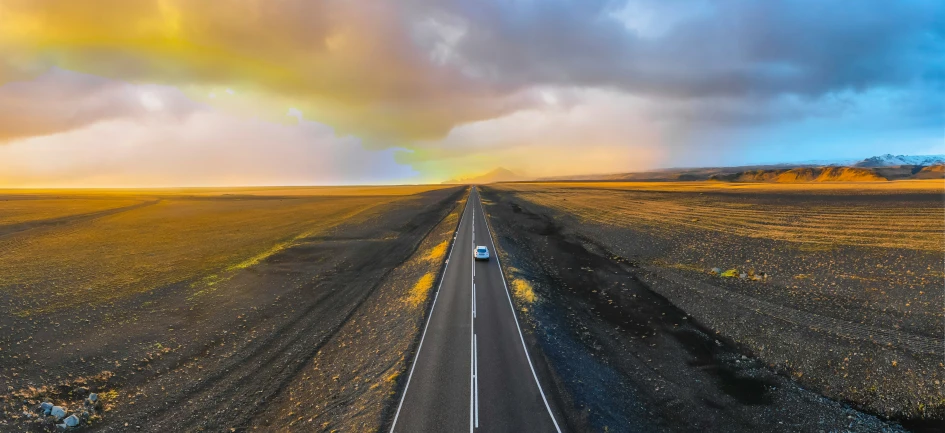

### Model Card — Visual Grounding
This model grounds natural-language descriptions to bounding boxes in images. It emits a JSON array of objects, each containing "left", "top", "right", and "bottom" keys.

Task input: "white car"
[{"left": 474, "top": 246, "right": 490, "bottom": 260}]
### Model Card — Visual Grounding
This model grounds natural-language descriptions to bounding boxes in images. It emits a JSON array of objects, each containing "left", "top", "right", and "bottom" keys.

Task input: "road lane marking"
[
  {"left": 474, "top": 188, "right": 563, "bottom": 433},
  {"left": 473, "top": 283, "right": 476, "bottom": 318},
  {"left": 474, "top": 333, "right": 480, "bottom": 428},
  {"left": 470, "top": 206, "right": 476, "bottom": 433},
  {"left": 389, "top": 195, "right": 470, "bottom": 433}
]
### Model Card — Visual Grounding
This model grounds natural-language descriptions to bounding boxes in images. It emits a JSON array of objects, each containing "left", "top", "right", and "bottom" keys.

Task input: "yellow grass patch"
[
  {"left": 424, "top": 240, "right": 450, "bottom": 263},
  {"left": 511, "top": 278, "right": 537, "bottom": 304},
  {"left": 407, "top": 272, "right": 435, "bottom": 307},
  {"left": 100, "top": 390, "right": 119, "bottom": 402}
]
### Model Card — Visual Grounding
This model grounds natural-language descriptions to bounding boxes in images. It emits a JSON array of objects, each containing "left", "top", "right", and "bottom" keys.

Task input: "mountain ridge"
[
  {"left": 538, "top": 153, "right": 945, "bottom": 183},
  {"left": 853, "top": 154, "right": 945, "bottom": 167},
  {"left": 442, "top": 154, "right": 945, "bottom": 184}
]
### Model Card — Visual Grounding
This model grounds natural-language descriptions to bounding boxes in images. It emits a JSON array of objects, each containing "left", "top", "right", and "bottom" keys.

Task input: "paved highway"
[{"left": 391, "top": 187, "right": 561, "bottom": 432}]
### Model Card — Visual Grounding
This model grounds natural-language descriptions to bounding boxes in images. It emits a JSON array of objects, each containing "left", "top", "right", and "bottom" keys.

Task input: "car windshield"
[{"left": 477, "top": 247, "right": 486, "bottom": 252}]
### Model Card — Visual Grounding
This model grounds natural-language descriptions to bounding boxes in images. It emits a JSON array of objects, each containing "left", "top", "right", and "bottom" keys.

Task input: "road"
[{"left": 391, "top": 187, "right": 561, "bottom": 432}]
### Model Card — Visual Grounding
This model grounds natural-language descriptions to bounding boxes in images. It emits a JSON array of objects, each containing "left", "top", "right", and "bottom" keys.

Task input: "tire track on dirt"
[
  {"left": 647, "top": 270, "right": 942, "bottom": 355},
  {"left": 96, "top": 189, "right": 464, "bottom": 432},
  {"left": 0, "top": 199, "right": 160, "bottom": 241}
]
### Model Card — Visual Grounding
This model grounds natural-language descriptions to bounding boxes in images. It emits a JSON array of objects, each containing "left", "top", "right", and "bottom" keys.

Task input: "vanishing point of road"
[{"left": 391, "top": 187, "right": 562, "bottom": 432}]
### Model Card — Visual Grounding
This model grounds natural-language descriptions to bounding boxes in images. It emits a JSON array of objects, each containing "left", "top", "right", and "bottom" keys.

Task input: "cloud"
[
  {"left": 3, "top": 1, "right": 939, "bottom": 141},
  {"left": 399, "top": 88, "right": 666, "bottom": 178},
  {"left": 437, "top": 0, "right": 944, "bottom": 98},
  {"left": 0, "top": 68, "right": 200, "bottom": 142},
  {"left": 0, "top": 112, "right": 418, "bottom": 187},
  {"left": 0, "top": 0, "right": 528, "bottom": 143},
  {"left": 0, "top": 0, "right": 942, "bottom": 182},
  {"left": 0, "top": 74, "right": 416, "bottom": 187}
]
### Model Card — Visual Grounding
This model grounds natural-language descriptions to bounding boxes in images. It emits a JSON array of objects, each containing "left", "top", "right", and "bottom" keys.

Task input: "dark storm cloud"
[
  {"left": 427, "top": 0, "right": 944, "bottom": 100},
  {"left": 1, "top": 0, "right": 941, "bottom": 146}
]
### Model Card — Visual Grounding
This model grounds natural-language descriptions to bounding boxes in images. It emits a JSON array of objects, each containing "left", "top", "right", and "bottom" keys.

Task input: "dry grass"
[
  {"left": 0, "top": 187, "right": 443, "bottom": 315},
  {"left": 402, "top": 200, "right": 464, "bottom": 308},
  {"left": 0, "top": 185, "right": 448, "bottom": 198},
  {"left": 407, "top": 273, "right": 435, "bottom": 307},
  {"left": 511, "top": 278, "right": 537, "bottom": 305},
  {"left": 423, "top": 240, "right": 450, "bottom": 263},
  {"left": 0, "top": 197, "right": 142, "bottom": 226},
  {"left": 494, "top": 181, "right": 944, "bottom": 251}
]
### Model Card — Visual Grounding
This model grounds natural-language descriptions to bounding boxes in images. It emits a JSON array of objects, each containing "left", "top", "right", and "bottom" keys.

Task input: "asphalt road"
[{"left": 391, "top": 188, "right": 561, "bottom": 433}]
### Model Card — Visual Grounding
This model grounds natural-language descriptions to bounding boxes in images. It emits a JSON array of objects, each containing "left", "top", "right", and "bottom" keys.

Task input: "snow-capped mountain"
[{"left": 854, "top": 154, "right": 945, "bottom": 167}]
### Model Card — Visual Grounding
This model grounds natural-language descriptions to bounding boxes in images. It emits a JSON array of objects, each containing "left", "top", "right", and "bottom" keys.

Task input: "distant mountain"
[
  {"left": 782, "top": 157, "right": 860, "bottom": 167},
  {"left": 913, "top": 164, "right": 945, "bottom": 179},
  {"left": 539, "top": 154, "right": 945, "bottom": 183},
  {"left": 853, "top": 154, "right": 945, "bottom": 167},
  {"left": 711, "top": 167, "right": 886, "bottom": 183},
  {"left": 443, "top": 167, "right": 527, "bottom": 184}
]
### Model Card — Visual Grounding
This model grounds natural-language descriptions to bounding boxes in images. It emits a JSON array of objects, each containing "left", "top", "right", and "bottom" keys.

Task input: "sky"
[{"left": 0, "top": 0, "right": 942, "bottom": 186}]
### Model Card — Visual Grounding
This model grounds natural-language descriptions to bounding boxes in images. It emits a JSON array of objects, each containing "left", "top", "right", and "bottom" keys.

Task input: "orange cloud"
[{"left": 0, "top": 0, "right": 523, "bottom": 143}]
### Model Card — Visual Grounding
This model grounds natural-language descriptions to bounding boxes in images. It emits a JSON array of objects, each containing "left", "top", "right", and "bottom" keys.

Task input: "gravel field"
[
  {"left": 480, "top": 182, "right": 942, "bottom": 432},
  {"left": 0, "top": 186, "right": 464, "bottom": 432}
]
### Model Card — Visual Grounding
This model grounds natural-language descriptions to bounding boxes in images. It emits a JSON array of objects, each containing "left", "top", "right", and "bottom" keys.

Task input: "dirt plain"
[
  {"left": 0, "top": 185, "right": 465, "bottom": 431},
  {"left": 479, "top": 181, "right": 943, "bottom": 433}
]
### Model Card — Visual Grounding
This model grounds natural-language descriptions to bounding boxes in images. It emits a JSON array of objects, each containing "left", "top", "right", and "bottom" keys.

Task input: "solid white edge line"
[
  {"left": 389, "top": 193, "right": 470, "bottom": 433},
  {"left": 475, "top": 187, "right": 563, "bottom": 433}
]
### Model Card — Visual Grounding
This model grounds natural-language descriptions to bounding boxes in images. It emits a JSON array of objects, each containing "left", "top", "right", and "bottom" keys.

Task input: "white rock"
[
  {"left": 40, "top": 402, "right": 53, "bottom": 415},
  {"left": 64, "top": 414, "right": 80, "bottom": 427},
  {"left": 50, "top": 406, "right": 66, "bottom": 420}
]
